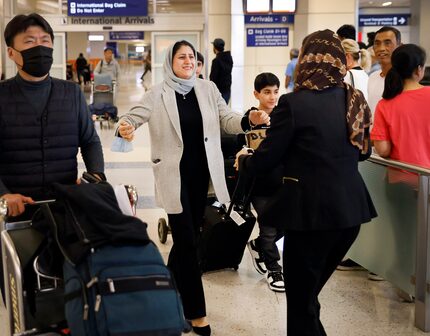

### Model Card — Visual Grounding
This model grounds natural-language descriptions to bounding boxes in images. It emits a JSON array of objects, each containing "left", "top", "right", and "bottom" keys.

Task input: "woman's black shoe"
[{"left": 192, "top": 324, "right": 211, "bottom": 336}]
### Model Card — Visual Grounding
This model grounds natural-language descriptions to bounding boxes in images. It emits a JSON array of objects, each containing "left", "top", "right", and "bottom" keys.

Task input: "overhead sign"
[
  {"left": 109, "top": 31, "right": 144, "bottom": 40},
  {"left": 359, "top": 14, "right": 410, "bottom": 27},
  {"left": 68, "top": 0, "right": 148, "bottom": 17},
  {"left": 247, "top": 28, "right": 289, "bottom": 47},
  {"left": 67, "top": 16, "right": 154, "bottom": 24},
  {"left": 245, "top": 14, "right": 294, "bottom": 24}
]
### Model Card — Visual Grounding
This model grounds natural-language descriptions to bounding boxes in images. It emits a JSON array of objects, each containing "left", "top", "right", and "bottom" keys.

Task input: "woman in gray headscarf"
[{"left": 117, "top": 40, "right": 269, "bottom": 335}]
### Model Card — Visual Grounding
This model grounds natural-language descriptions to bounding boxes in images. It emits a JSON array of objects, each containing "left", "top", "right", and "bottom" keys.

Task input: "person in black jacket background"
[
  {"left": 236, "top": 29, "right": 377, "bottom": 335},
  {"left": 75, "top": 52, "right": 88, "bottom": 85},
  {"left": 209, "top": 38, "right": 233, "bottom": 104}
]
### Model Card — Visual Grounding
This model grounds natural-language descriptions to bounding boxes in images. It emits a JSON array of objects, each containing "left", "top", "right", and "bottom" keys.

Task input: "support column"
[
  {"left": 295, "top": 0, "right": 357, "bottom": 48},
  {"left": 207, "top": 0, "right": 232, "bottom": 89},
  {"left": 207, "top": 0, "right": 245, "bottom": 112},
  {"left": 2, "top": 0, "right": 14, "bottom": 79},
  {"left": 410, "top": 0, "right": 430, "bottom": 56}
]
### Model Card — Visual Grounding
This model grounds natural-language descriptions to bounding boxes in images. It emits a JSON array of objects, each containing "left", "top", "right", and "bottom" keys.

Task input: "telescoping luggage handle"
[{"left": 225, "top": 153, "right": 256, "bottom": 225}]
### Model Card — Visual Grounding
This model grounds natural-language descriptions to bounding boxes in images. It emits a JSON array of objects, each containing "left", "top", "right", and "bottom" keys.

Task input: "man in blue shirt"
[{"left": 284, "top": 48, "right": 299, "bottom": 93}]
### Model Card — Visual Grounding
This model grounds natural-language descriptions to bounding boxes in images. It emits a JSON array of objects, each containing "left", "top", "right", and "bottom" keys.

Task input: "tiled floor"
[{"left": 0, "top": 67, "right": 427, "bottom": 335}]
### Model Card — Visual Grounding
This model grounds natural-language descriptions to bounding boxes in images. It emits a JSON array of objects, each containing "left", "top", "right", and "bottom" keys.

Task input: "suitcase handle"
[{"left": 226, "top": 168, "right": 255, "bottom": 216}]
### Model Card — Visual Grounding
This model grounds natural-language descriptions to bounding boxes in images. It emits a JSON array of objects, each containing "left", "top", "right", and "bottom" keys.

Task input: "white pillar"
[
  {"left": 410, "top": 0, "right": 430, "bottom": 60},
  {"left": 2, "top": 0, "right": 14, "bottom": 79},
  {"left": 295, "top": 0, "right": 356, "bottom": 48}
]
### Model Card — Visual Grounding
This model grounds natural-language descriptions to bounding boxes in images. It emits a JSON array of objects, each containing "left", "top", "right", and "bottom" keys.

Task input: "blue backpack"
[
  {"left": 63, "top": 243, "right": 190, "bottom": 336},
  {"left": 39, "top": 183, "right": 190, "bottom": 336}
]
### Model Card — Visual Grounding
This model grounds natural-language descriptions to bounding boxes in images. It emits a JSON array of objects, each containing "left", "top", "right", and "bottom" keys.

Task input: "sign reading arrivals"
[
  {"left": 245, "top": 14, "right": 294, "bottom": 24},
  {"left": 68, "top": 0, "right": 147, "bottom": 17},
  {"left": 247, "top": 28, "right": 289, "bottom": 47},
  {"left": 358, "top": 14, "right": 410, "bottom": 27}
]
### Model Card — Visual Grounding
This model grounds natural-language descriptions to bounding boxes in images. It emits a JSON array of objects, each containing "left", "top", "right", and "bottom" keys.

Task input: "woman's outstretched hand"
[
  {"left": 249, "top": 109, "right": 271, "bottom": 126},
  {"left": 118, "top": 121, "right": 135, "bottom": 142}
]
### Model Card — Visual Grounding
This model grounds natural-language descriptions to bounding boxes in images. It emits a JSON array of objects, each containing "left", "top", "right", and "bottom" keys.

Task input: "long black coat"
[{"left": 241, "top": 87, "right": 377, "bottom": 231}]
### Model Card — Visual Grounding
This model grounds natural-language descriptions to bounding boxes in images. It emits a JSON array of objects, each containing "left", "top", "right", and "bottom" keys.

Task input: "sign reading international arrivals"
[
  {"left": 68, "top": 0, "right": 148, "bottom": 16},
  {"left": 247, "top": 28, "right": 289, "bottom": 47},
  {"left": 358, "top": 14, "right": 410, "bottom": 27}
]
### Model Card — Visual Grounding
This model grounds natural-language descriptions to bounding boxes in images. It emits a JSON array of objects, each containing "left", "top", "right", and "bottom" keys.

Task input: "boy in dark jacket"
[{"left": 241, "top": 73, "right": 285, "bottom": 292}]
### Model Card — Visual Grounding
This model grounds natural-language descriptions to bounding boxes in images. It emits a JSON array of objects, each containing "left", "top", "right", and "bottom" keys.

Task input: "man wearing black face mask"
[{"left": 0, "top": 13, "right": 104, "bottom": 300}]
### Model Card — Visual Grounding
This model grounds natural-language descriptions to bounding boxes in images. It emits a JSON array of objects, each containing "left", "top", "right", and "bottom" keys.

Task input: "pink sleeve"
[{"left": 370, "top": 100, "right": 391, "bottom": 141}]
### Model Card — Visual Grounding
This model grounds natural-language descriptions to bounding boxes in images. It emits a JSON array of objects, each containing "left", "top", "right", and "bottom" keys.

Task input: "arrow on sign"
[{"left": 398, "top": 17, "right": 406, "bottom": 24}]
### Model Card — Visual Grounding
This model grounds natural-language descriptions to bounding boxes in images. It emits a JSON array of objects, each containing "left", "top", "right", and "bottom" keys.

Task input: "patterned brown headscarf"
[{"left": 295, "top": 29, "right": 371, "bottom": 154}]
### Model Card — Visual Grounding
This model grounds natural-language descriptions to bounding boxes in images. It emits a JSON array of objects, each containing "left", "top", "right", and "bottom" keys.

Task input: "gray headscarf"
[{"left": 163, "top": 41, "right": 196, "bottom": 95}]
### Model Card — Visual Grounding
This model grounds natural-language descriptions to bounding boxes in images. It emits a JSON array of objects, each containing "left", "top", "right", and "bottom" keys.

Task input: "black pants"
[
  {"left": 284, "top": 225, "right": 360, "bottom": 336},
  {"left": 167, "top": 182, "right": 208, "bottom": 320},
  {"left": 252, "top": 196, "right": 283, "bottom": 272}
]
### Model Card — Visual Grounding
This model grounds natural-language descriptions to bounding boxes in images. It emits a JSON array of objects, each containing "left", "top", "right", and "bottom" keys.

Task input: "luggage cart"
[
  {"left": 1, "top": 184, "right": 139, "bottom": 336},
  {"left": 157, "top": 217, "right": 171, "bottom": 244},
  {"left": 1, "top": 199, "right": 66, "bottom": 336},
  {"left": 90, "top": 73, "right": 118, "bottom": 128}
]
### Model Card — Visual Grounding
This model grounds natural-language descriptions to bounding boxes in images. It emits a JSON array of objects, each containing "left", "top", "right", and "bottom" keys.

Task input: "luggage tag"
[
  {"left": 229, "top": 210, "right": 246, "bottom": 226},
  {"left": 225, "top": 202, "right": 246, "bottom": 226}
]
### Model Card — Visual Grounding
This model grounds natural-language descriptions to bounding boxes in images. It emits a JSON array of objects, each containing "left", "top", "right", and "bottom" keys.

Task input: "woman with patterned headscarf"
[{"left": 236, "top": 29, "right": 377, "bottom": 335}]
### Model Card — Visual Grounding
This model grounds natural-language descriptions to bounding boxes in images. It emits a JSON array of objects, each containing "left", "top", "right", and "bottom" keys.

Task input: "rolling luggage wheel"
[{"left": 158, "top": 217, "right": 170, "bottom": 244}]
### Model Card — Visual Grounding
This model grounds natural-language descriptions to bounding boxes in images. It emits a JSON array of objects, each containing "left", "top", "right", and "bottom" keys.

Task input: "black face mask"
[{"left": 15, "top": 45, "right": 53, "bottom": 77}]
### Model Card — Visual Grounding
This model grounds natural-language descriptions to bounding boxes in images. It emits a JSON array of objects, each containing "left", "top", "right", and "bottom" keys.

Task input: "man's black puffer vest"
[{"left": 0, "top": 77, "right": 80, "bottom": 199}]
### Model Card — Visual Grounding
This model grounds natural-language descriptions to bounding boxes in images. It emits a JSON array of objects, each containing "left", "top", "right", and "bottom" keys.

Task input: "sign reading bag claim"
[{"left": 68, "top": 0, "right": 148, "bottom": 16}]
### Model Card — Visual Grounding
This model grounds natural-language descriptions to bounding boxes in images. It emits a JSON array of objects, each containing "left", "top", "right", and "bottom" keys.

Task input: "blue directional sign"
[
  {"left": 109, "top": 31, "right": 144, "bottom": 40},
  {"left": 359, "top": 14, "right": 410, "bottom": 27},
  {"left": 68, "top": 0, "right": 148, "bottom": 17},
  {"left": 245, "top": 14, "right": 294, "bottom": 24},
  {"left": 247, "top": 28, "right": 289, "bottom": 47}
]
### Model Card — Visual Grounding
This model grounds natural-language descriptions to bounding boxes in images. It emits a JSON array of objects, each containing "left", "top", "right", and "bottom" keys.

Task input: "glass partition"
[
  {"left": 348, "top": 161, "right": 417, "bottom": 294},
  {"left": 348, "top": 155, "right": 430, "bottom": 331}
]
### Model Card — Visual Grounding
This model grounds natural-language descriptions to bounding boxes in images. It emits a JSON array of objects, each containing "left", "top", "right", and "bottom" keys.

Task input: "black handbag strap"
[
  {"left": 226, "top": 168, "right": 255, "bottom": 216},
  {"left": 40, "top": 203, "right": 76, "bottom": 266}
]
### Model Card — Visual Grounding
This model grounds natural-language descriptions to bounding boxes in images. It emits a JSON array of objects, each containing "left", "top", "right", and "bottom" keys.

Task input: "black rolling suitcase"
[{"left": 199, "top": 172, "right": 256, "bottom": 272}]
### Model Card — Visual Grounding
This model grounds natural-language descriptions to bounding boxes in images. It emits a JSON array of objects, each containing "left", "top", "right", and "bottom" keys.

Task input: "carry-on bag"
[
  {"left": 199, "top": 170, "right": 256, "bottom": 272},
  {"left": 38, "top": 183, "right": 190, "bottom": 336},
  {"left": 62, "top": 243, "right": 188, "bottom": 336}
]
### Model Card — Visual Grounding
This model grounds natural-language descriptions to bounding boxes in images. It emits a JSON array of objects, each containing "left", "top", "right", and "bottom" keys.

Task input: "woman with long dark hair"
[
  {"left": 371, "top": 44, "right": 430, "bottom": 167},
  {"left": 236, "top": 30, "right": 377, "bottom": 335}
]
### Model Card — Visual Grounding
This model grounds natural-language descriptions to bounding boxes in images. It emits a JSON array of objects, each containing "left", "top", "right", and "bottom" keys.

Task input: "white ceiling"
[{"left": 359, "top": 0, "right": 410, "bottom": 8}]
